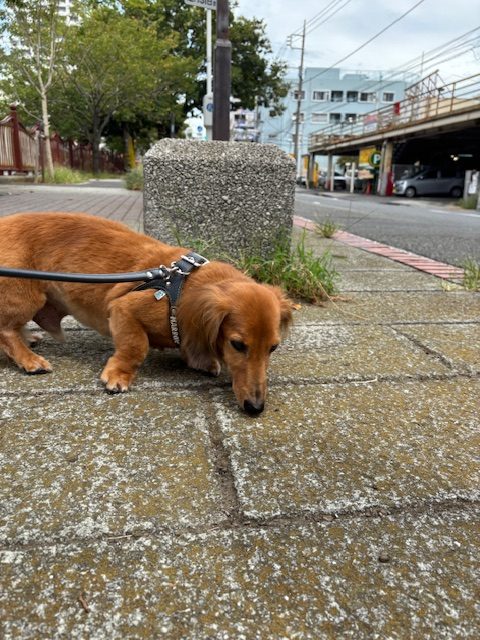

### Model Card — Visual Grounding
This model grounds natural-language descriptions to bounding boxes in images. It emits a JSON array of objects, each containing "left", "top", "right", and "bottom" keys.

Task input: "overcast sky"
[{"left": 235, "top": 0, "right": 480, "bottom": 82}]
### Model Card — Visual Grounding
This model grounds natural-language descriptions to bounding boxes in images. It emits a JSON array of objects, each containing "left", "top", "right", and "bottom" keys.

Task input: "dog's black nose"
[{"left": 244, "top": 399, "right": 265, "bottom": 415}]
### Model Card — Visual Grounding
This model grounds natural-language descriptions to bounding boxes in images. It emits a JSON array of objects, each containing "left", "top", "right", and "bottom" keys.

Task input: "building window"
[
  {"left": 360, "top": 92, "right": 377, "bottom": 102},
  {"left": 330, "top": 113, "right": 341, "bottom": 124},
  {"left": 293, "top": 90, "right": 305, "bottom": 100},
  {"left": 345, "top": 113, "right": 357, "bottom": 123},
  {"left": 292, "top": 112, "right": 305, "bottom": 123},
  {"left": 312, "top": 90, "right": 329, "bottom": 101},
  {"left": 347, "top": 91, "right": 358, "bottom": 102},
  {"left": 312, "top": 113, "right": 329, "bottom": 124},
  {"left": 330, "top": 90, "right": 344, "bottom": 102},
  {"left": 382, "top": 92, "right": 395, "bottom": 102}
]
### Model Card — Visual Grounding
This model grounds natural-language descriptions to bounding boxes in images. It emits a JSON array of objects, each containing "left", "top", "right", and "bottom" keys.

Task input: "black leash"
[{"left": 0, "top": 266, "right": 166, "bottom": 284}]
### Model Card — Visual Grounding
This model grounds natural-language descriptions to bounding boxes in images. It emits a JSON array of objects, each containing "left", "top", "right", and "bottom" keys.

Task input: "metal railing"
[
  {"left": 309, "top": 73, "right": 480, "bottom": 150},
  {"left": 0, "top": 105, "right": 125, "bottom": 175}
]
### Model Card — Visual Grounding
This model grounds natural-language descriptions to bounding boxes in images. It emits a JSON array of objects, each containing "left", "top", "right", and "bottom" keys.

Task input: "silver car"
[{"left": 394, "top": 168, "right": 464, "bottom": 198}]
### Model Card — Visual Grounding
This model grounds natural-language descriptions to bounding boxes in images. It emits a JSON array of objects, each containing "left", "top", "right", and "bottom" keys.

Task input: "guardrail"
[
  {"left": 309, "top": 73, "right": 480, "bottom": 150},
  {"left": 0, "top": 105, "right": 124, "bottom": 175}
]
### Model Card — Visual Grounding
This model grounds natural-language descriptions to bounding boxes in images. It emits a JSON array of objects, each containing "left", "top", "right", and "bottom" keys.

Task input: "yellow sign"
[{"left": 359, "top": 147, "right": 380, "bottom": 168}]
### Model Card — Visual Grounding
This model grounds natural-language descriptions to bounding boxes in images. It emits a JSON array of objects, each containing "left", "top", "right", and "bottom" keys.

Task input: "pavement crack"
[
  {"left": 392, "top": 326, "right": 456, "bottom": 370},
  {"left": 205, "top": 416, "right": 244, "bottom": 526}
]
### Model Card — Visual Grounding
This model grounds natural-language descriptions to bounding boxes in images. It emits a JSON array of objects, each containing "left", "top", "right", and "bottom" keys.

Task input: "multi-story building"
[
  {"left": 56, "top": 0, "right": 80, "bottom": 25},
  {"left": 260, "top": 67, "right": 415, "bottom": 168}
]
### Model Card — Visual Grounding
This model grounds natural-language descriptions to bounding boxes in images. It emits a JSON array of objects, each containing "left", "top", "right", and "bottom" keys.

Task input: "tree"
[
  {"left": 118, "top": 1, "right": 289, "bottom": 118},
  {"left": 53, "top": 7, "right": 197, "bottom": 172},
  {"left": 230, "top": 16, "right": 289, "bottom": 116},
  {"left": 0, "top": 0, "right": 75, "bottom": 176}
]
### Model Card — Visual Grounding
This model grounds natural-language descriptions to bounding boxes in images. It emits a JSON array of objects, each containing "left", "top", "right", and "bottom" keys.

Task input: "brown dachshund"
[{"left": 0, "top": 212, "right": 292, "bottom": 414}]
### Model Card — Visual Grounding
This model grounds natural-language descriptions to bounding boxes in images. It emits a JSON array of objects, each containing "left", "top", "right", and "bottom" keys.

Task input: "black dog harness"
[{"left": 133, "top": 252, "right": 209, "bottom": 345}]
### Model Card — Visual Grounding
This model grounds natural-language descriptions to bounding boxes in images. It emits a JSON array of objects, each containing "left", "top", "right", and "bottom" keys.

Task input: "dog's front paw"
[
  {"left": 22, "top": 354, "right": 52, "bottom": 375},
  {"left": 100, "top": 363, "right": 135, "bottom": 394}
]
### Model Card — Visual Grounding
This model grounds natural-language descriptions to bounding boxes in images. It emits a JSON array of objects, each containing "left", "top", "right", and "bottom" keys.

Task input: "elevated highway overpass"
[{"left": 308, "top": 73, "right": 480, "bottom": 196}]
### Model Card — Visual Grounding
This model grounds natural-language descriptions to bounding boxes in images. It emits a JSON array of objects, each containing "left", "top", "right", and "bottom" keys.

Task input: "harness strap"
[{"left": 133, "top": 252, "right": 209, "bottom": 345}]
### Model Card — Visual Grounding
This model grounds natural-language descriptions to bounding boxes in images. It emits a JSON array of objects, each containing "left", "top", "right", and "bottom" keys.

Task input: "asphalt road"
[{"left": 295, "top": 189, "right": 480, "bottom": 267}]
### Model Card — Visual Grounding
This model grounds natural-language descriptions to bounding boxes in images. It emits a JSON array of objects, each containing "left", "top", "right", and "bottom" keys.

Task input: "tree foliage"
[
  {"left": 52, "top": 6, "right": 197, "bottom": 170},
  {"left": 0, "top": 0, "right": 75, "bottom": 174},
  {"left": 0, "top": 0, "right": 289, "bottom": 172}
]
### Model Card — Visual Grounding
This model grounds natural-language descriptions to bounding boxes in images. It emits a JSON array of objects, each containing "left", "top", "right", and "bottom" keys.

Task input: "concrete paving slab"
[
  {"left": 0, "top": 392, "right": 225, "bottom": 545},
  {"left": 272, "top": 324, "right": 450, "bottom": 382},
  {"left": 298, "top": 232, "right": 412, "bottom": 271},
  {"left": 297, "top": 291, "right": 480, "bottom": 324},
  {"left": 0, "top": 185, "right": 143, "bottom": 231},
  {"left": 338, "top": 269, "right": 445, "bottom": 291},
  {"left": 399, "top": 323, "right": 480, "bottom": 374},
  {"left": 0, "top": 328, "right": 230, "bottom": 395},
  {"left": 1, "top": 506, "right": 478, "bottom": 639},
  {"left": 214, "top": 379, "right": 480, "bottom": 519}
]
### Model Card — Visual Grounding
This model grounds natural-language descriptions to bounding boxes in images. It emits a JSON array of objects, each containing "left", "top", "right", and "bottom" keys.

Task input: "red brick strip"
[{"left": 293, "top": 215, "right": 464, "bottom": 281}]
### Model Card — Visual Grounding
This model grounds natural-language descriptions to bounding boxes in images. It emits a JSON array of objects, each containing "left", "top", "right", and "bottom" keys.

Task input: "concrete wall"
[{"left": 143, "top": 139, "right": 295, "bottom": 260}]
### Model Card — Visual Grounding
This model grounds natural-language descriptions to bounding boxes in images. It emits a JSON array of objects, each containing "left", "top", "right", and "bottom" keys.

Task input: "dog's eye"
[
  {"left": 270, "top": 344, "right": 279, "bottom": 353},
  {"left": 230, "top": 340, "right": 247, "bottom": 353}
]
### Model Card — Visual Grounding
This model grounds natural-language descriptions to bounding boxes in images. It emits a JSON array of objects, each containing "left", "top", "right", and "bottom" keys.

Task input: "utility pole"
[
  {"left": 213, "top": 0, "right": 231, "bottom": 140},
  {"left": 290, "top": 20, "right": 306, "bottom": 178}
]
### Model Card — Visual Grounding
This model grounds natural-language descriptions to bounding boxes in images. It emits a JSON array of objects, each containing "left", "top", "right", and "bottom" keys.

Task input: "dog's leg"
[
  {"left": 0, "top": 327, "right": 52, "bottom": 373},
  {"left": 100, "top": 303, "right": 149, "bottom": 393},
  {"left": 0, "top": 287, "right": 53, "bottom": 374}
]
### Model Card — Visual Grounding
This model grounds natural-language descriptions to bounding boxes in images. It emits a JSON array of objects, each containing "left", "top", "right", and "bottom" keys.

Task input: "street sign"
[
  {"left": 370, "top": 152, "right": 381, "bottom": 168},
  {"left": 185, "top": 0, "right": 217, "bottom": 9}
]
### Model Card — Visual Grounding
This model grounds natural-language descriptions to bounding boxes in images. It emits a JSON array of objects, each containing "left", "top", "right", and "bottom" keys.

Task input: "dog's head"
[{"left": 180, "top": 280, "right": 293, "bottom": 415}]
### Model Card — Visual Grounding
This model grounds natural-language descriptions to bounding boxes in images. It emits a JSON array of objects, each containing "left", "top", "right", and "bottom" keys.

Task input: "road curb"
[{"left": 294, "top": 215, "right": 465, "bottom": 281}]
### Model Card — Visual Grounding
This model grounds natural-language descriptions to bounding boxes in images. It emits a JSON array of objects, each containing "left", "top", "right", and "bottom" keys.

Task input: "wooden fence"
[{"left": 0, "top": 105, "right": 125, "bottom": 176}]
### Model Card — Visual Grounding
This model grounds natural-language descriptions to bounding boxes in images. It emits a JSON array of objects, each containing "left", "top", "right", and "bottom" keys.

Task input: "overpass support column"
[
  {"left": 378, "top": 141, "right": 394, "bottom": 196},
  {"left": 327, "top": 154, "right": 334, "bottom": 192},
  {"left": 307, "top": 152, "right": 315, "bottom": 189}
]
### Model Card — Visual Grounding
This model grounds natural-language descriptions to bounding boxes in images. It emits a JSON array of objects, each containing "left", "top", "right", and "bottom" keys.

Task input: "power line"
[
  {"left": 271, "top": 23, "right": 480, "bottom": 142},
  {"left": 306, "top": 0, "right": 427, "bottom": 85},
  {"left": 305, "top": 0, "right": 354, "bottom": 36}
]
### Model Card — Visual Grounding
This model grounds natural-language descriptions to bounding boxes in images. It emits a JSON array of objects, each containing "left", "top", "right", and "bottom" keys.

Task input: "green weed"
[
  {"left": 43, "top": 167, "right": 89, "bottom": 184},
  {"left": 236, "top": 230, "right": 338, "bottom": 303},
  {"left": 125, "top": 165, "right": 144, "bottom": 191},
  {"left": 315, "top": 217, "right": 339, "bottom": 238},
  {"left": 457, "top": 195, "right": 478, "bottom": 210},
  {"left": 463, "top": 258, "right": 480, "bottom": 291}
]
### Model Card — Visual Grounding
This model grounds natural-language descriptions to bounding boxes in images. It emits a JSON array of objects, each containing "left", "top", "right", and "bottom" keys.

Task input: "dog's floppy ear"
[
  {"left": 271, "top": 286, "right": 294, "bottom": 338},
  {"left": 179, "top": 283, "right": 230, "bottom": 369}
]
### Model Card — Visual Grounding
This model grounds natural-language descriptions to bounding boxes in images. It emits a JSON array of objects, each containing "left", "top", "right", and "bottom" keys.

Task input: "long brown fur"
[{"left": 0, "top": 212, "right": 292, "bottom": 414}]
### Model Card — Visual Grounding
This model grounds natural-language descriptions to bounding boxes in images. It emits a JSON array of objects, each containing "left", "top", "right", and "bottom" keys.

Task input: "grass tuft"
[
  {"left": 457, "top": 195, "right": 478, "bottom": 210},
  {"left": 315, "top": 217, "right": 339, "bottom": 238},
  {"left": 463, "top": 258, "right": 480, "bottom": 291},
  {"left": 236, "top": 230, "right": 338, "bottom": 303},
  {"left": 173, "top": 228, "right": 338, "bottom": 304},
  {"left": 43, "top": 167, "right": 89, "bottom": 184}
]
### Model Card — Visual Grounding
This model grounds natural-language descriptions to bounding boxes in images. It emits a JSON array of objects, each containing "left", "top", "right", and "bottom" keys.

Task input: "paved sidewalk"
[
  {"left": 0, "top": 187, "right": 479, "bottom": 639},
  {"left": 0, "top": 182, "right": 143, "bottom": 231}
]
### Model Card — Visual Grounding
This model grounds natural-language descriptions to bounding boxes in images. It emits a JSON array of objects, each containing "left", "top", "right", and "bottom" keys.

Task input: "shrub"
[{"left": 125, "top": 166, "right": 144, "bottom": 191}]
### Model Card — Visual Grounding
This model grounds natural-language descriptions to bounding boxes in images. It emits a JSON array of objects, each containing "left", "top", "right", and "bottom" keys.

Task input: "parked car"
[
  {"left": 318, "top": 172, "right": 347, "bottom": 191},
  {"left": 394, "top": 168, "right": 464, "bottom": 198}
]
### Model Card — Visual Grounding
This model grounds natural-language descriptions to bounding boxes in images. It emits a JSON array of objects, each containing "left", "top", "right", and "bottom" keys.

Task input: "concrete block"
[{"left": 143, "top": 139, "right": 295, "bottom": 259}]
